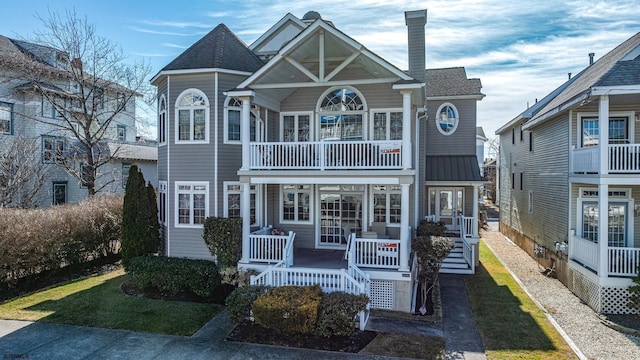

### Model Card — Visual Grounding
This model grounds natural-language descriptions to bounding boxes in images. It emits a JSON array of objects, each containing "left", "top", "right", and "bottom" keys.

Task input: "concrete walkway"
[{"left": 1, "top": 274, "right": 485, "bottom": 360}]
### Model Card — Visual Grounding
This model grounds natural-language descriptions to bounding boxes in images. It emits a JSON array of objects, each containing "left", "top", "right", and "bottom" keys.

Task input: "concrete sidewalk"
[{"left": 1, "top": 275, "right": 485, "bottom": 360}]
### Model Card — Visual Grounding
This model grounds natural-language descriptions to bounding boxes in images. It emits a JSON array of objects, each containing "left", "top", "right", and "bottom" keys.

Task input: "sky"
[{"left": 2, "top": 0, "right": 640, "bottom": 148}]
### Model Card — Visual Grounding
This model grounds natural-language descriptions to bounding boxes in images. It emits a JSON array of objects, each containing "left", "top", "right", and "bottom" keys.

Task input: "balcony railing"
[
  {"left": 351, "top": 237, "right": 401, "bottom": 269},
  {"left": 249, "top": 140, "right": 404, "bottom": 170},
  {"left": 570, "top": 234, "right": 640, "bottom": 277},
  {"left": 572, "top": 144, "right": 640, "bottom": 173}
]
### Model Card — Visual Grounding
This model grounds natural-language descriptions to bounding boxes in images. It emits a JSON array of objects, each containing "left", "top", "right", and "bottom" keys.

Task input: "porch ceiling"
[{"left": 238, "top": 169, "right": 415, "bottom": 184}]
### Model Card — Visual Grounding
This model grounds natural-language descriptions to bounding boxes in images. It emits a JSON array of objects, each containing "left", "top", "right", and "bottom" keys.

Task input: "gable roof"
[
  {"left": 425, "top": 67, "right": 484, "bottom": 98},
  {"left": 159, "top": 24, "right": 264, "bottom": 73},
  {"left": 527, "top": 32, "right": 640, "bottom": 126},
  {"left": 249, "top": 13, "right": 307, "bottom": 55}
]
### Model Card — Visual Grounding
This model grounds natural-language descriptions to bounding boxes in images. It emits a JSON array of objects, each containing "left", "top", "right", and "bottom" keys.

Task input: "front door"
[
  {"left": 429, "top": 188, "right": 464, "bottom": 230},
  {"left": 319, "top": 185, "right": 364, "bottom": 248}
]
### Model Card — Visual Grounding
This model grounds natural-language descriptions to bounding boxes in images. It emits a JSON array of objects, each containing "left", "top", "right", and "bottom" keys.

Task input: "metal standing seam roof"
[{"left": 425, "top": 155, "right": 484, "bottom": 182}]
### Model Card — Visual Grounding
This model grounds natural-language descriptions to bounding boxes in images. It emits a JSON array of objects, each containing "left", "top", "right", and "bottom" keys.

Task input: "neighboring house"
[
  {"left": 496, "top": 32, "right": 640, "bottom": 314},
  {"left": 151, "top": 10, "right": 484, "bottom": 315},
  {"left": 0, "top": 35, "right": 157, "bottom": 207},
  {"left": 476, "top": 126, "right": 487, "bottom": 176}
]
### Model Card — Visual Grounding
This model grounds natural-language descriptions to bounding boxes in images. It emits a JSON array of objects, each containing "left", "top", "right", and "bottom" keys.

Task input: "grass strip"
[
  {"left": 465, "top": 240, "right": 577, "bottom": 360},
  {"left": 0, "top": 269, "right": 221, "bottom": 336}
]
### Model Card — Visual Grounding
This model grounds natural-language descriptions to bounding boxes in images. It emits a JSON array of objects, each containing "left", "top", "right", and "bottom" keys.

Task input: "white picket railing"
[
  {"left": 461, "top": 216, "right": 475, "bottom": 239},
  {"left": 459, "top": 217, "right": 475, "bottom": 273},
  {"left": 570, "top": 235, "right": 599, "bottom": 272},
  {"left": 351, "top": 237, "right": 400, "bottom": 269},
  {"left": 609, "top": 247, "right": 640, "bottom": 277},
  {"left": 249, "top": 140, "right": 403, "bottom": 170},
  {"left": 249, "top": 227, "right": 295, "bottom": 265},
  {"left": 572, "top": 144, "right": 640, "bottom": 173}
]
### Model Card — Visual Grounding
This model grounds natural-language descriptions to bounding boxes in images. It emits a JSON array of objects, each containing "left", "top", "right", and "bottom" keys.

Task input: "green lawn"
[
  {"left": 0, "top": 269, "right": 222, "bottom": 336},
  {"left": 466, "top": 241, "right": 577, "bottom": 360}
]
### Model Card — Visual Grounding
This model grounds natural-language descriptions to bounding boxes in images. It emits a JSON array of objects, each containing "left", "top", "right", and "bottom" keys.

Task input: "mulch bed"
[{"left": 227, "top": 323, "right": 378, "bottom": 352}]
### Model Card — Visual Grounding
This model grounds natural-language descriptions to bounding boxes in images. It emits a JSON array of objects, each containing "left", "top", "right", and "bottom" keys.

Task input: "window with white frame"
[
  {"left": 117, "top": 125, "right": 126, "bottom": 141},
  {"left": 175, "top": 89, "right": 209, "bottom": 143},
  {"left": 371, "top": 185, "right": 402, "bottom": 224},
  {"left": 224, "top": 97, "right": 260, "bottom": 143},
  {"left": 579, "top": 114, "right": 632, "bottom": 147},
  {"left": 577, "top": 188, "right": 632, "bottom": 247},
  {"left": 0, "top": 101, "right": 13, "bottom": 134},
  {"left": 42, "top": 136, "right": 65, "bottom": 163},
  {"left": 176, "top": 182, "right": 208, "bottom": 226},
  {"left": 224, "top": 182, "right": 259, "bottom": 226},
  {"left": 318, "top": 88, "right": 365, "bottom": 141},
  {"left": 158, "top": 96, "right": 166, "bottom": 145},
  {"left": 281, "top": 185, "right": 312, "bottom": 223},
  {"left": 281, "top": 113, "right": 311, "bottom": 142},
  {"left": 158, "top": 181, "right": 167, "bottom": 225},
  {"left": 121, "top": 163, "right": 131, "bottom": 188},
  {"left": 435, "top": 103, "right": 459, "bottom": 135},
  {"left": 371, "top": 110, "right": 402, "bottom": 140}
]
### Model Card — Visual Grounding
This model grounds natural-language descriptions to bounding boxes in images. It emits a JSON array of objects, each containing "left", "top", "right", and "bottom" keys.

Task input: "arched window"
[
  {"left": 317, "top": 87, "right": 366, "bottom": 141},
  {"left": 224, "top": 97, "right": 261, "bottom": 143},
  {"left": 435, "top": 103, "right": 459, "bottom": 135},
  {"left": 175, "top": 89, "right": 209, "bottom": 143},
  {"left": 158, "top": 95, "right": 167, "bottom": 145}
]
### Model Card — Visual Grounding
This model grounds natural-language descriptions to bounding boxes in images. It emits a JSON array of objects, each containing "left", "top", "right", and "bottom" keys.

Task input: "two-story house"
[
  {"left": 0, "top": 35, "right": 157, "bottom": 207},
  {"left": 151, "top": 10, "right": 484, "bottom": 314},
  {"left": 496, "top": 32, "right": 640, "bottom": 314}
]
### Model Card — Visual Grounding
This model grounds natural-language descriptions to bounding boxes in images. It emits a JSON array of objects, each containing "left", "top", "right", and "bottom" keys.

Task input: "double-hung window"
[
  {"left": 158, "top": 96, "right": 167, "bottom": 145},
  {"left": 224, "top": 182, "right": 259, "bottom": 226},
  {"left": 42, "top": 136, "right": 65, "bottom": 163},
  {"left": 176, "top": 89, "right": 209, "bottom": 143},
  {"left": 280, "top": 185, "right": 312, "bottom": 223},
  {"left": 176, "top": 182, "right": 208, "bottom": 226},
  {"left": 371, "top": 185, "right": 402, "bottom": 224},
  {"left": 225, "top": 97, "right": 261, "bottom": 144},
  {"left": 0, "top": 101, "right": 13, "bottom": 134}
]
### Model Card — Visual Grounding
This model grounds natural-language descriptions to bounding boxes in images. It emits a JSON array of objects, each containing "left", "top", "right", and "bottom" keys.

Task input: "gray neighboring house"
[
  {"left": 151, "top": 10, "right": 484, "bottom": 315},
  {"left": 496, "top": 32, "right": 640, "bottom": 315},
  {"left": 0, "top": 35, "right": 157, "bottom": 207}
]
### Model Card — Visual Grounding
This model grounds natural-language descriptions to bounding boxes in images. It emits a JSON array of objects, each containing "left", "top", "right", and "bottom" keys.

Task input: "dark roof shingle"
[{"left": 425, "top": 67, "right": 483, "bottom": 97}]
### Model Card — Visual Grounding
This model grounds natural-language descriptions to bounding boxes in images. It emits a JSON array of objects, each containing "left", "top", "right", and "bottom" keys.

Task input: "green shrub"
[
  {"left": 0, "top": 195, "right": 122, "bottom": 288},
  {"left": 253, "top": 285, "right": 322, "bottom": 334},
  {"left": 220, "top": 267, "right": 257, "bottom": 288},
  {"left": 412, "top": 235, "right": 455, "bottom": 314},
  {"left": 127, "top": 256, "right": 220, "bottom": 297},
  {"left": 226, "top": 285, "right": 270, "bottom": 324},
  {"left": 202, "top": 217, "right": 242, "bottom": 269},
  {"left": 315, "top": 292, "right": 369, "bottom": 337},
  {"left": 416, "top": 219, "right": 446, "bottom": 237}
]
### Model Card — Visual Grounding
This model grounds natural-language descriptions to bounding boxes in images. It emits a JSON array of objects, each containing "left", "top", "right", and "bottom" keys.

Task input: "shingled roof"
[
  {"left": 425, "top": 67, "right": 483, "bottom": 97},
  {"left": 161, "top": 24, "right": 264, "bottom": 72}
]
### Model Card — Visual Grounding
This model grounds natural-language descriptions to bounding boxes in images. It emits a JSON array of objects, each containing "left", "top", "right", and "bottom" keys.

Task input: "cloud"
[
  {"left": 129, "top": 26, "right": 207, "bottom": 37},
  {"left": 162, "top": 43, "right": 189, "bottom": 49},
  {"left": 137, "top": 19, "right": 213, "bottom": 29}
]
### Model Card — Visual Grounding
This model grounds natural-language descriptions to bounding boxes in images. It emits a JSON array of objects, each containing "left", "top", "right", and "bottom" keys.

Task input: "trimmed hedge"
[
  {"left": 252, "top": 285, "right": 323, "bottom": 334},
  {"left": 127, "top": 255, "right": 220, "bottom": 297},
  {"left": 202, "top": 217, "right": 242, "bottom": 269},
  {"left": 0, "top": 195, "right": 122, "bottom": 288},
  {"left": 315, "top": 292, "right": 370, "bottom": 337},
  {"left": 225, "top": 285, "right": 270, "bottom": 324}
]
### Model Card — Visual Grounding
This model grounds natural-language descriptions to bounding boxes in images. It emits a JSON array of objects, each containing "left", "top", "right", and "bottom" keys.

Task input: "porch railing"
[
  {"left": 460, "top": 216, "right": 475, "bottom": 239},
  {"left": 570, "top": 234, "right": 599, "bottom": 272},
  {"left": 249, "top": 227, "right": 295, "bottom": 266},
  {"left": 351, "top": 237, "right": 401, "bottom": 269},
  {"left": 249, "top": 140, "right": 403, "bottom": 170},
  {"left": 609, "top": 247, "right": 640, "bottom": 277},
  {"left": 459, "top": 216, "right": 475, "bottom": 273},
  {"left": 571, "top": 144, "right": 640, "bottom": 173}
]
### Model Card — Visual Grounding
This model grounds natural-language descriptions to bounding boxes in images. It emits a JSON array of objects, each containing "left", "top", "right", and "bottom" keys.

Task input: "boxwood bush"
[
  {"left": 127, "top": 256, "right": 220, "bottom": 297},
  {"left": 315, "top": 292, "right": 370, "bottom": 337},
  {"left": 252, "top": 285, "right": 322, "bottom": 334},
  {"left": 225, "top": 285, "right": 270, "bottom": 323}
]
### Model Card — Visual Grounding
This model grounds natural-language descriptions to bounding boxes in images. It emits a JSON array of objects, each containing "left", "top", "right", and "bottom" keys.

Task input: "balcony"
[
  {"left": 249, "top": 140, "right": 404, "bottom": 170},
  {"left": 572, "top": 144, "right": 640, "bottom": 174},
  {"left": 570, "top": 234, "right": 640, "bottom": 277}
]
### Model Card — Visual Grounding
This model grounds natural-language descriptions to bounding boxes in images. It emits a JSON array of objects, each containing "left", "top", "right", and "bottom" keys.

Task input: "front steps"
[{"left": 440, "top": 237, "right": 474, "bottom": 274}]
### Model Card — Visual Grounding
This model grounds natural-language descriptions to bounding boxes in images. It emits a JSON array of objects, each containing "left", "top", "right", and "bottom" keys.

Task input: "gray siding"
[{"left": 425, "top": 99, "right": 477, "bottom": 155}]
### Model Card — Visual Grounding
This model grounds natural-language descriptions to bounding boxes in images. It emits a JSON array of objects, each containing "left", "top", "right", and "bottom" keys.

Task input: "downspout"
[
  {"left": 214, "top": 72, "right": 219, "bottom": 217},
  {"left": 167, "top": 75, "right": 171, "bottom": 257}
]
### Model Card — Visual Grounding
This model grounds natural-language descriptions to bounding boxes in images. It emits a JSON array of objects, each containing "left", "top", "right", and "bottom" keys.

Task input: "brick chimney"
[{"left": 405, "top": 10, "right": 427, "bottom": 83}]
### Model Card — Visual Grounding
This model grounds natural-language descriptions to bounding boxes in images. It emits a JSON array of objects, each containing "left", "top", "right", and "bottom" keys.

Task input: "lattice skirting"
[
  {"left": 569, "top": 268, "right": 640, "bottom": 314},
  {"left": 370, "top": 280, "right": 394, "bottom": 310}
]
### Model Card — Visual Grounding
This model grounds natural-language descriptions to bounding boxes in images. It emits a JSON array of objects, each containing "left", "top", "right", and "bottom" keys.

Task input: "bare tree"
[
  {"left": 0, "top": 136, "right": 49, "bottom": 208},
  {"left": 1, "top": 9, "right": 152, "bottom": 197}
]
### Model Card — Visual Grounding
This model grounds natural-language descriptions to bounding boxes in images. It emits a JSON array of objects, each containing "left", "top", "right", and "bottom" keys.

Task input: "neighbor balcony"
[
  {"left": 572, "top": 144, "right": 640, "bottom": 174},
  {"left": 570, "top": 234, "right": 640, "bottom": 277},
  {"left": 248, "top": 140, "right": 405, "bottom": 170}
]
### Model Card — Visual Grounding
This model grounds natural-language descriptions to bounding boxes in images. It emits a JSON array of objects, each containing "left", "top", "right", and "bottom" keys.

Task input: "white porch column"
[
  {"left": 472, "top": 185, "right": 479, "bottom": 237},
  {"left": 401, "top": 90, "right": 413, "bottom": 170},
  {"left": 598, "top": 183, "right": 609, "bottom": 277},
  {"left": 240, "top": 96, "right": 252, "bottom": 170},
  {"left": 598, "top": 95, "right": 609, "bottom": 175},
  {"left": 399, "top": 183, "right": 410, "bottom": 271},
  {"left": 240, "top": 181, "right": 251, "bottom": 263}
]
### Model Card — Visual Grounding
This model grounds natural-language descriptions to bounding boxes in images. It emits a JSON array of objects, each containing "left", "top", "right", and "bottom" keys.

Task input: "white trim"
[
  {"left": 591, "top": 85, "right": 640, "bottom": 96},
  {"left": 174, "top": 181, "right": 209, "bottom": 228},
  {"left": 576, "top": 187, "right": 634, "bottom": 247},
  {"left": 151, "top": 68, "right": 252, "bottom": 84},
  {"left": 370, "top": 108, "right": 403, "bottom": 141},
  {"left": 369, "top": 184, "right": 403, "bottom": 226},
  {"left": 249, "top": 13, "right": 307, "bottom": 51},
  {"left": 435, "top": 102, "right": 459, "bottom": 136},
  {"left": 523, "top": 92, "right": 589, "bottom": 131},
  {"left": 280, "top": 112, "right": 314, "bottom": 142},
  {"left": 174, "top": 88, "right": 210, "bottom": 144},
  {"left": 576, "top": 111, "right": 635, "bottom": 147},
  {"left": 223, "top": 96, "right": 242, "bottom": 144},
  {"left": 166, "top": 77, "right": 171, "bottom": 256},
  {"left": 279, "top": 184, "right": 314, "bottom": 225},
  {"left": 158, "top": 94, "right": 167, "bottom": 146},
  {"left": 427, "top": 94, "right": 485, "bottom": 101},
  {"left": 158, "top": 181, "right": 168, "bottom": 225},
  {"left": 392, "top": 82, "right": 424, "bottom": 90},
  {"left": 223, "top": 181, "right": 261, "bottom": 227},
  {"left": 249, "top": 78, "right": 401, "bottom": 90},
  {"left": 214, "top": 73, "right": 219, "bottom": 217}
]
